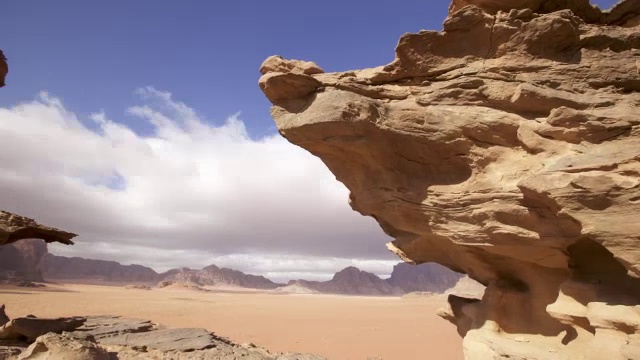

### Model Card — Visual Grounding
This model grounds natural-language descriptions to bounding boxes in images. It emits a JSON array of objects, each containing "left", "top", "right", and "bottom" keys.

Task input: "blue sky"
[
  {"left": 0, "top": 0, "right": 622, "bottom": 279},
  {"left": 2, "top": 1, "right": 453, "bottom": 139},
  {"left": 1, "top": 0, "right": 618, "bottom": 139}
]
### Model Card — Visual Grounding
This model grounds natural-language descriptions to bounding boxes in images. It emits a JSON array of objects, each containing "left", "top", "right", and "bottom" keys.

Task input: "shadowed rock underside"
[
  {"left": 259, "top": 0, "right": 640, "bottom": 359},
  {"left": 0, "top": 211, "right": 77, "bottom": 246}
]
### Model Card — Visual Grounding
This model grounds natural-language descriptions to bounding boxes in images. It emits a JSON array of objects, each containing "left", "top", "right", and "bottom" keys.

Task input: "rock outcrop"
[
  {"left": 0, "top": 315, "right": 86, "bottom": 342},
  {"left": 39, "top": 254, "right": 160, "bottom": 284},
  {"left": 0, "top": 50, "right": 6, "bottom": 88},
  {"left": 445, "top": 276, "right": 486, "bottom": 299},
  {"left": 0, "top": 211, "right": 76, "bottom": 247},
  {"left": 0, "top": 310, "right": 324, "bottom": 360},
  {"left": 259, "top": 0, "right": 640, "bottom": 358}
]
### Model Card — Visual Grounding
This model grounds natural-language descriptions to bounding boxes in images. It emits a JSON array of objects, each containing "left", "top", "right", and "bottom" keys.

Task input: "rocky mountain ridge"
[{"left": 1, "top": 238, "right": 461, "bottom": 296}]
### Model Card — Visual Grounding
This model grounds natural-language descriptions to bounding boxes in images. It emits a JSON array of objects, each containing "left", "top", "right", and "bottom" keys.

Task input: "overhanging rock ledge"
[{"left": 259, "top": 0, "right": 640, "bottom": 359}]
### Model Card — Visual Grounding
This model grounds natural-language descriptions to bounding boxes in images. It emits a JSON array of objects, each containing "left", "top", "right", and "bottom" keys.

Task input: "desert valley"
[
  {"left": 2, "top": 0, "right": 640, "bottom": 359},
  {"left": 0, "top": 216, "right": 476, "bottom": 359}
]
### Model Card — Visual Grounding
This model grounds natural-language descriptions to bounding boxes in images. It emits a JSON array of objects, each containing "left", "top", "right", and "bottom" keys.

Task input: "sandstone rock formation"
[
  {"left": 0, "top": 315, "right": 86, "bottom": 342},
  {"left": 259, "top": 0, "right": 640, "bottom": 358},
  {"left": 445, "top": 276, "right": 486, "bottom": 299},
  {"left": 0, "top": 307, "right": 9, "bottom": 328},
  {"left": 17, "top": 333, "right": 111, "bottom": 360},
  {"left": 0, "top": 310, "right": 324, "bottom": 360},
  {"left": 0, "top": 211, "right": 76, "bottom": 247},
  {"left": 0, "top": 50, "right": 7, "bottom": 88}
]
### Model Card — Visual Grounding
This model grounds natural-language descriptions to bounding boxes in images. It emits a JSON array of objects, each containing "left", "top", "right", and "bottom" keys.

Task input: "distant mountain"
[
  {"left": 160, "top": 264, "right": 281, "bottom": 290},
  {"left": 387, "top": 262, "right": 463, "bottom": 293},
  {"left": 0, "top": 239, "right": 47, "bottom": 282},
  {"left": 39, "top": 254, "right": 160, "bottom": 283},
  {"left": 280, "top": 263, "right": 462, "bottom": 296},
  {"left": 287, "top": 266, "right": 404, "bottom": 296},
  {"left": 1, "top": 240, "right": 463, "bottom": 296}
]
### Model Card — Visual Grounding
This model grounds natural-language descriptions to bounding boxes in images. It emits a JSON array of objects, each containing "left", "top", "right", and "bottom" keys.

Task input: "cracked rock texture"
[
  {"left": 259, "top": 0, "right": 640, "bottom": 358},
  {"left": 0, "top": 313, "right": 324, "bottom": 360},
  {"left": 0, "top": 211, "right": 76, "bottom": 247}
]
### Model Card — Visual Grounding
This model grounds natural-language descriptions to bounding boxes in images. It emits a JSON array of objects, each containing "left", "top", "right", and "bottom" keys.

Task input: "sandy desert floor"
[{"left": 0, "top": 284, "right": 462, "bottom": 360}]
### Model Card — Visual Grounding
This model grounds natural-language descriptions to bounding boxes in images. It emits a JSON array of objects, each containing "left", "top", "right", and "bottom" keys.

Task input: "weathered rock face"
[
  {"left": 0, "top": 211, "right": 76, "bottom": 247},
  {"left": 445, "top": 276, "right": 486, "bottom": 299},
  {"left": 259, "top": 0, "right": 640, "bottom": 358}
]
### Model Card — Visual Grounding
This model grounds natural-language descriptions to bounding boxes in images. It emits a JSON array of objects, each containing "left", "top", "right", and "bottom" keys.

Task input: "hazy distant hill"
[
  {"left": 39, "top": 253, "right": 160, "bottom": 283},
  {"left": 289, "top": 266, "right": 403, "bottom": 296},
  {"left": 0, "top": 239, "right": 48, "bottom": 282},
  {"left": 387, "top": 262, "right": 463, "bottom": 293},
  {"left": 283, "top": 263, "right": 462, "bottom": 296}
]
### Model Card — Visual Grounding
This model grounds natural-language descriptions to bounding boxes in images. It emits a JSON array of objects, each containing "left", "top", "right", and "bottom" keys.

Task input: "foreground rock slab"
[
  {"left": 0, "top": 316, "right": 86, "bottom": 342},
  {"left": 0, "top": 311, "right": 324, "bottom": 360},
  {"left": 259, "top": 0, "right": 640, "bottom": 359}
]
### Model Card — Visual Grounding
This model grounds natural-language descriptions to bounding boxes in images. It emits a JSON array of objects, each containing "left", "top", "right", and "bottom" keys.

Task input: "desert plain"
[{"left": 0, "top": 283, "right": 462, "bottom": 360}]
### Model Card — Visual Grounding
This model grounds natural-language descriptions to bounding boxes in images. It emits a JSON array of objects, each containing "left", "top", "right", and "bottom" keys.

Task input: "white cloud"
[{"left": 0, "top": 88, "right": 396, "bottom": 281}]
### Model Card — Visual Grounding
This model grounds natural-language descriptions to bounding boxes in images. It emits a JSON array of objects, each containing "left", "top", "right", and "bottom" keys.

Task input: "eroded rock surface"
[
  {"left": 0, "top": 316, "right": 86, "bottom": 342},
  {"left": 259, "top": 0, "right": 640, "bottom": 358},
  {"left": 0, "top": 312, "right": 324, "bottom": 360},
  {"left": 0, "top": 211, "right": 76, "bottom": 247}
]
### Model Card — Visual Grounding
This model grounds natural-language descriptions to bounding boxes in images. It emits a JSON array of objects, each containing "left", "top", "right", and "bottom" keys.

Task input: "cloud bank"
[{"left": 0, "top": 88, "right": 396, "bottom": 281}]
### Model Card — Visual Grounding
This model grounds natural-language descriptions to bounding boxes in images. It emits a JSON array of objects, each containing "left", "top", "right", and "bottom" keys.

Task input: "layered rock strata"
[
  {"left": 259, "top": 0, "right": 640, "bottom": 358},
  {"left": 0, "top": 211, "right": 76, "bottom": 246}
]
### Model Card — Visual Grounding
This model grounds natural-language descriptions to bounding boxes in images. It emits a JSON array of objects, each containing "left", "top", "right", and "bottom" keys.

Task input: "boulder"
[
  {"left": 0, "top": 316, "right": 86, "bottom": 342},
  {"left": 16, "top": 333, "right": 110, "bottom": 360}
]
